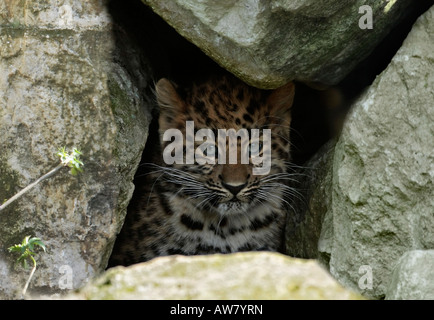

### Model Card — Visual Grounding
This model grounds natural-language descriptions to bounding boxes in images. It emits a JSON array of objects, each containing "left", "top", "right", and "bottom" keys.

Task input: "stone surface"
[
  {"left": 385, "top": 250, "right": 434, "bottom": 300},
  {"left": 285, "top": 140, "right": 335, "bottom": 263},
  {"left": 285, "top": 5, "right": 434, "bottom": 299},
  {"left": 326, "top": 6, "right": 434, "bottom": 298},
  {"left": 143, "top": 0, "right": 415, "bottom": 88},
  {"left": 72, "top": 252, "right": 362, "bottom": 300},
  {"left": 0, "top": 0, "right": 151, "bottom": 299}
]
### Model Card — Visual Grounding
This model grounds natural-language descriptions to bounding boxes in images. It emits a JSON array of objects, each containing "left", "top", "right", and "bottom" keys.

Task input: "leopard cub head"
[{"left": 155, "top": 75, "right": 295, "bottom": 216}]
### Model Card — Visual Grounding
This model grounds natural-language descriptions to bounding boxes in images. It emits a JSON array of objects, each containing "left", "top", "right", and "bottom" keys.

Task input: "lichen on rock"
[{"left": 73, "top": 252, "right": 362, "bottom": 300}]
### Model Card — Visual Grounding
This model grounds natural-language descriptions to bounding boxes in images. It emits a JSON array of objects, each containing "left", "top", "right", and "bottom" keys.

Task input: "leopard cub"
[{"left": 109, "top": 75, "right": 295, "bottom": 266}]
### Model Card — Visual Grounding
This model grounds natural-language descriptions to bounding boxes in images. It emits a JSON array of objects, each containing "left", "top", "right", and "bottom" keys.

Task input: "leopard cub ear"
[
  {"left": 155, "top": 78, "right": 186, "bottom": 131},
  {"left": 155, "top": 78, "right": 185, "bottom": 113},
  {"left": 267, "top": 81, "right": 295, "bottom": 125},
  {"left": 267, "top": 81, "right": 295, "bottom": 109}
]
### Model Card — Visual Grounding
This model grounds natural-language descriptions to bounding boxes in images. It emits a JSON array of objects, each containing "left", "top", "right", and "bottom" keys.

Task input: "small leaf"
[
  {"left": 29, "top": 238, "right": 46, "bottom": 252},
  {"left": 70, "top": 167, "right": 78, "bottom": 176},
  {"left": 8, "top": 244, "right": 22, "bottom": 253},
  {"left": 22, "top": 236, "right": 30, "bottom": 246},
  {"left": 17, "top": 253, "right": 31, "bottom": 269},
  {"left": 22, "top": 258, "right": 28, "bottom": 270}
]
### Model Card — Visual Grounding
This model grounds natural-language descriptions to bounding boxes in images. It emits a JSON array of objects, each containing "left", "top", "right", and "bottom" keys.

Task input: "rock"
[
  {"left": 285, "top": 140, "right": 335, "bottom": 263},
  {"left": 72, "top": 252, "right": 362, "bottom": 300},
  {"left": 285, "top": 5, "right": 434, "bottom": 299},
  {"left": 385, "top": 250, "right": 434, "bottom": 300},
  {"left": 325, "top": 6, "right": 434, "bottom": 298},
  {"left": 143, "top": 0, "right": 416, "bottom": 88},
  {"left": 0, "top": 1, "right": 151, "bottom": 299}
]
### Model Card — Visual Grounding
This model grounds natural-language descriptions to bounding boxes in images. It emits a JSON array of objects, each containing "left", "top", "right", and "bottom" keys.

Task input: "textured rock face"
[
  {"left": 0, "top": 0, "right": 151, "bottom": 298},
  {"left": 73, "top": 252, "right": 362, "bottom": 300},
  {"left": 328, "top": 5, "right": 434, "bottom": 298},
  {"left": 143, "top": 0, "right": 415, "bottom": 88},
  {"left": 285, "top": 141, "right": 335, "bottom": 261},
  {"left": 287, "top": 6, "right": 434, "bottom": 299},
  {"left": 385, "top": 250, "right": 434, "bottom": 300}
]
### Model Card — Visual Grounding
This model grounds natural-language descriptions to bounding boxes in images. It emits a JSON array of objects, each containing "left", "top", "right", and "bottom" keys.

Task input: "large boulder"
[
  {"left": 0, "top": 1, "right": 151, "bottom": 299},
  {"left": 329, "top": 5, "right": 434, "bottom": 298},
  {"left": 143, "top": 0, "right": 416, "bottom": 88},
  {"left": 286, "top": 5, "right": 434, "bottom": 299},
  {"left": 73, "top": 252, "right": 362, "bottom": 300}
]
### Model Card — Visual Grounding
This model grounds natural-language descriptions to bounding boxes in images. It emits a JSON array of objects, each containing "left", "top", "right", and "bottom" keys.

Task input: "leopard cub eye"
[
  {"left": 203, "top": 144, "right": 218, "bottom": 158},
  {"left": 248, "top": 141, "right": 263, "bottom": 156}
]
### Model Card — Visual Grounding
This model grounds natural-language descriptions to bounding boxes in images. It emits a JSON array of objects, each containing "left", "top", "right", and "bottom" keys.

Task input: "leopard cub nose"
[{"left": 221, "top": 181, "right": 247, "bottom": 196}]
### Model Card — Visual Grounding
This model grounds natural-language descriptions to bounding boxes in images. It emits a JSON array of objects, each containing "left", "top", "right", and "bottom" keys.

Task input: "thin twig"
[
  {"left": 0, "top": 164, "right": 64, "bottom": 212},
  {"left": 22, "top": 256, "right": 37, "bottom": 297}
]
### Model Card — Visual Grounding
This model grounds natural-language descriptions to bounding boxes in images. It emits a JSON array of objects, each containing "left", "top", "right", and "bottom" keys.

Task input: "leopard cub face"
[
  {"left": 108, "top": 74, "right": 297, "bottom": 265},
  {"left": 156, "top": 75, "right": 295, "bottom": 218}
]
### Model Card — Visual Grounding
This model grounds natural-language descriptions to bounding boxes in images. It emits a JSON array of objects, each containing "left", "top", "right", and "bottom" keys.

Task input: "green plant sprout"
[
  {"left": 57, "top": 147, "right": 84, "bottom": 176},
  {"left": 0, "top": 147, "right": 84, "bottom": 212},
  {"left": 8, "top": 236, "right": 46, "bottom": 296}
]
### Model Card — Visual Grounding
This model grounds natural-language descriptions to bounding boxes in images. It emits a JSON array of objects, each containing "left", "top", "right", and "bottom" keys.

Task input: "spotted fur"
[{"left": 109, "top": 75, "right": 296, "bottom": 266}]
